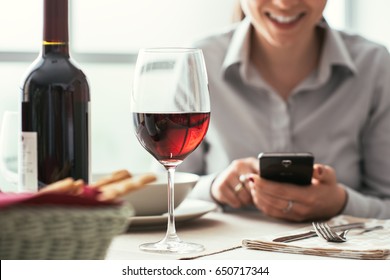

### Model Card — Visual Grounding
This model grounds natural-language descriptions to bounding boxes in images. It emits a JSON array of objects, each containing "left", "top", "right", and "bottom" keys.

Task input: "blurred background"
[{"left": 1, "top": 0, "right": 390, "bottom": 187}]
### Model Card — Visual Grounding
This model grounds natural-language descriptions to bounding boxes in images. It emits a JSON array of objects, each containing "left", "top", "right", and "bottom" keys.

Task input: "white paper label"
[{"left": 19, "top": 132, "right": 38, "bottom": 192}]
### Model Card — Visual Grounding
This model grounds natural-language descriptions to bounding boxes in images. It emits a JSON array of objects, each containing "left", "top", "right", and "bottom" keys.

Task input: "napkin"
[
  {"left": 0, "top": 186, "right": 120, "bottom": 209},
  {"left": 242, "top": 215, "right": 390, "bottom": 260}
]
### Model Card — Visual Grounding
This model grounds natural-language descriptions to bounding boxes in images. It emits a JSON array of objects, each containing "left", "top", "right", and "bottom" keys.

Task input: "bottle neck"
[{"left": 42, "top": 0, "right": 69, "bottom": 56}]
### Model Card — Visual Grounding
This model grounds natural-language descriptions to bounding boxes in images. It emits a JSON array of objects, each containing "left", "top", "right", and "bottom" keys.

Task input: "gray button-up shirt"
[{"left": 177, "top": 18, "right": 390, "bottom": 219}]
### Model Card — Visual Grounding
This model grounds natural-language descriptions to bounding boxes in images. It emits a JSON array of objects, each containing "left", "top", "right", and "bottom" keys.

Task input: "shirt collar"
[
  {"left": 222, "top": 18, "right": 358, "bottom": 86},
  {"left": 222, "top": 18, "right": 251, "bottom": 78},
  {"left": 317, "top": 21, "right": 358, "bottom": 81}
]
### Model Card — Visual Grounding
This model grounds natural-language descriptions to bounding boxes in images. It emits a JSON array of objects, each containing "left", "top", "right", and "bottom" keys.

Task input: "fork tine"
[
  {"left": 312, "top": 222, "right": 329, "bottom": 241},
  {"left": 319, "top": 222, "right": 334, "bottom": 240},
  {"left": 326, "top": 223, "right": 347, "bottom": 242},
  {"left": 323, "top": 223, "right": 339, "bottom": 240},
  {"left": 321, "top": 222, "right": 347, "bottom": 242},
  {"left": 313, "top": 222, "right": 347, "bottom": 242}
]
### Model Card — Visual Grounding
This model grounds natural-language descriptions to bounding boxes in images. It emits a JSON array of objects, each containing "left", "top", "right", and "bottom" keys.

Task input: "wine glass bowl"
[
  {"left": 133, "top": 112, "right": 210, "bottom": 165},
  {"left": 131, "top": 48, "right": 210, "bottom": 253},
  {"left": 0, "top": 111, "right": 19, "bottom": 190}
]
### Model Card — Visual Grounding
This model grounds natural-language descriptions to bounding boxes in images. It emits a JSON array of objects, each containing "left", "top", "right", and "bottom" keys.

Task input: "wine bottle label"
[{"left": 19, "top": 132, "right": 38, "bottom": 192}]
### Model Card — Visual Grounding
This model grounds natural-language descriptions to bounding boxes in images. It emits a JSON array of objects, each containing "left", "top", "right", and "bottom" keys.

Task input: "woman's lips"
[{"left": 265, "top": 12, "right": 305, "bottom": 29}]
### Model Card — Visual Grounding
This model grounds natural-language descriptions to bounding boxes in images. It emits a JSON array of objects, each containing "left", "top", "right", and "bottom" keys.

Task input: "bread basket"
[{"left": 0, "top": 203, "right": 133, "bottom": 260}]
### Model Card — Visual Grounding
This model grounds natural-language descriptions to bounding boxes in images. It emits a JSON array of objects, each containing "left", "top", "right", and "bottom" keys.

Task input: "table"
[{"left": 105, "top": 199, "right": 336, "bottom": 260}]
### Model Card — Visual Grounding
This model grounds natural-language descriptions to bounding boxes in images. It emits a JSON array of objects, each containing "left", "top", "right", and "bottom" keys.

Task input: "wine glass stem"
[{"left": 164, "top": 166, "right": 180, "bottom": 242}]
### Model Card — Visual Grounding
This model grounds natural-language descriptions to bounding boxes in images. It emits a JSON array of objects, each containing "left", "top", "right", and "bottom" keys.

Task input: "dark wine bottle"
[{"left": 20, "top": 0, "right": 90, "bottom": 191}]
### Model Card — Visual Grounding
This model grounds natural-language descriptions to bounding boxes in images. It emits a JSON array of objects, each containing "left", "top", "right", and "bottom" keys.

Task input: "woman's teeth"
[{"left": 267, "top": 13, "right": 301, "bottom": 24}]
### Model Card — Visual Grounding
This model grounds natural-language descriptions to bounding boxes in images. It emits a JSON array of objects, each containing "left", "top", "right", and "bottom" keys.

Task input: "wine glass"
[
  {"left": 0, "top": 111, "right": 19, "bottom": 191},
  {"left": 131, "top": 48, "right": 210, "bottom": 254}
]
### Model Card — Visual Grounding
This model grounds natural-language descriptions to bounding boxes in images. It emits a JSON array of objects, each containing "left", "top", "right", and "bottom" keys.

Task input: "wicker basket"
[{"left": 0, "top": 203, "right": 133, "bottom": 260}]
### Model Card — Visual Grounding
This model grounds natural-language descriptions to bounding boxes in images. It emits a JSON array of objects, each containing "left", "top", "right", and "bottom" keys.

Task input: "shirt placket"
[{"left": 269, "top": 93, "right": 291, "bottom": 152}]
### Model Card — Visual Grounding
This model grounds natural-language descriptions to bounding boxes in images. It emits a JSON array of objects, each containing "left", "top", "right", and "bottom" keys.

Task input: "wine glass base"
[{"left": 139, "top": 240, "right": 204, "bottom": 254}]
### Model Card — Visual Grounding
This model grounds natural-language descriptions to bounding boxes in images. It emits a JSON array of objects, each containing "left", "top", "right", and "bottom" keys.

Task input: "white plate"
[{"left": 128, "top": 199, "right": 217, "bottom": 228}]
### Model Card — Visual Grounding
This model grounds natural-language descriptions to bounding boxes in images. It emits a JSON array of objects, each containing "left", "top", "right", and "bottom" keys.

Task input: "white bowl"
[{"left": 92, "top": 172, "right": 199, "bottom": 216}]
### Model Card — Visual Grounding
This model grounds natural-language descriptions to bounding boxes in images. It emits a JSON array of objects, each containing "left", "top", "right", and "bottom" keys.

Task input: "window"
[
  {"left": 0, "top": 0, "right": 237, "bottom": 189},
  {"left": 72, "top": 0, "right": 237, "bottom": 53}
]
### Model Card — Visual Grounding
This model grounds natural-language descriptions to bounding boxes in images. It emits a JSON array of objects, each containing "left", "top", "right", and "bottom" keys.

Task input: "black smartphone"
[{"left": 258, "top": 152, "right": 314, "bottom": 186}]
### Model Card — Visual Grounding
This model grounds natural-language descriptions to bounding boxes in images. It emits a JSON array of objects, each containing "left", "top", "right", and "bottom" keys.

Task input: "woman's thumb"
[{"left": 312, "top": 164, "right": 337, "bottom": 184}]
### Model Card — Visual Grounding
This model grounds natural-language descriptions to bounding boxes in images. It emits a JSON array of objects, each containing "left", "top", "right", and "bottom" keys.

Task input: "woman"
[{"left": 178, "top": 0, "right": 390, "bottom": 221}]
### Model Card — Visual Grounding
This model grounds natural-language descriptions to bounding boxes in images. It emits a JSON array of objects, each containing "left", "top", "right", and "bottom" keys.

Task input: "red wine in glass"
[{"left": 133, "top": 112, "right": 210, "bottom": 165}]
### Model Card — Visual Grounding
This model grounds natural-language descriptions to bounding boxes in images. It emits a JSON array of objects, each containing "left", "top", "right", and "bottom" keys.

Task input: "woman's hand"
[
  {"left": 249, "top": 164, "right": 347, "bottom": 222},
  {"left": 211, "top": 157, "right": 258, "bottom": 208}
]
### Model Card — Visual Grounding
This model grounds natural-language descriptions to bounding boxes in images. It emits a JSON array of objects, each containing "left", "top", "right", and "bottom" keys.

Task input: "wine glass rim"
[{"left": 139, "top": 47, "right": 202, "bottom": 53}]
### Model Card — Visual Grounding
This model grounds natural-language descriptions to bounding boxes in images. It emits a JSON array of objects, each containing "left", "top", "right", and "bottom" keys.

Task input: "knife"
[{"left": 272, "top": 222, "right": 365, "bottom": 243}]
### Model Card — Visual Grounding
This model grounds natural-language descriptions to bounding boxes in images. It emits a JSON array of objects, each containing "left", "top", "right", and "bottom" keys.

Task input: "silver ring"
[
  {"left": 283, "top": 200, "right": 294, "bottom": 213},
  {"left": 234, "top": 182, "right": 244, "bottom": 193},
  {"left": 233, "top": 174, "right": 247, "bottom": 193}
]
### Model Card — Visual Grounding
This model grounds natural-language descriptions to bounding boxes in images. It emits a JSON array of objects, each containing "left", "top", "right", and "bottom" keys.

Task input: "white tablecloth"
[{"left": 106, "top": 200, "right": 339, "bottom": 260}]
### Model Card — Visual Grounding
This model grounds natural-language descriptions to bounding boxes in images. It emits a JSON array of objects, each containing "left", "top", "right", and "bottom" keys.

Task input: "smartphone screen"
[{"left": 258, "top": 152, "right": 314, "bottom": 186}]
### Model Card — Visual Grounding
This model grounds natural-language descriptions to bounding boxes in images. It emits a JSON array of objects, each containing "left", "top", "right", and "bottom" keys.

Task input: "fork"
[
  {"left": 312, "top": 222, "right": 348, "bottom": 242},
  {"left": 312, "top": 222, "right": 384, "bottom": 243}
]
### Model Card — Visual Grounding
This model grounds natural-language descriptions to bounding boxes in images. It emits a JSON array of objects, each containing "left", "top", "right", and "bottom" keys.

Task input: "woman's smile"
[{"left": 265, "top": 12, "right": 305, "bottom": 25}]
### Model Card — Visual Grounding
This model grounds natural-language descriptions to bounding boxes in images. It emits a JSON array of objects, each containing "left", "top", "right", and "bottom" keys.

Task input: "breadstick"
[
  {"left": 70, "top": 179, "right": 85, "bottom": 195},
  {"left": 39, "top": 178, "right": 75, "bottom": 194},
  {"left": 91, "top": 169, "right": 132, "bottom": 188},
  {"left": 97, "top": 173, "right": 157, "bottom": 202}
]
